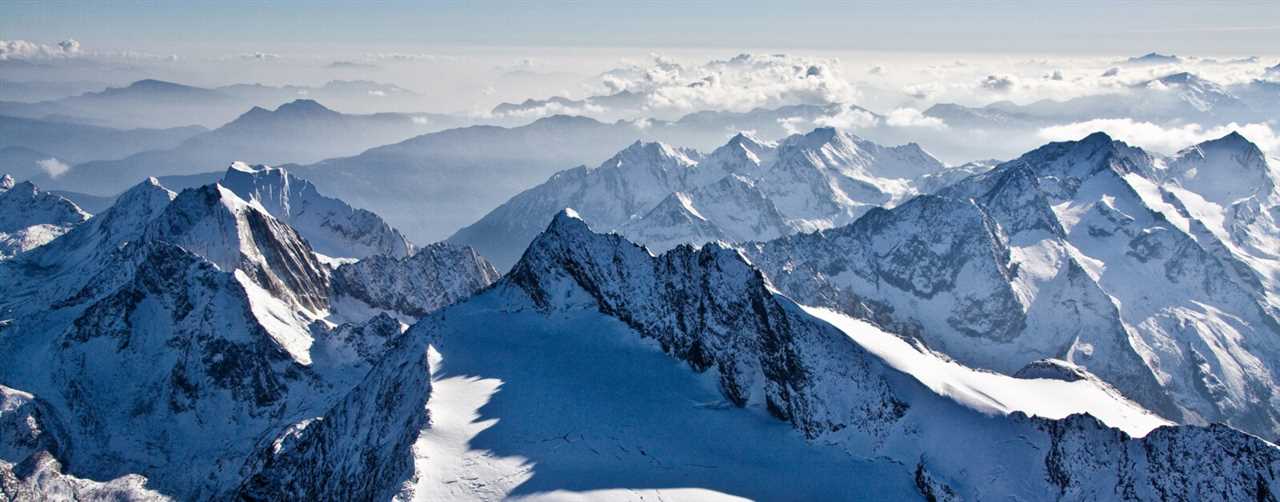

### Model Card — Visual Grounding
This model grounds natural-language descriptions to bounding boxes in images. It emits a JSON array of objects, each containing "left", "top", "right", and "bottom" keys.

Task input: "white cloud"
[
  {"left": 1037, "top": 118, "right": 1280, "bottom": 157},
  {"left": 885, "top": 107, "right": 947, "bottom": 129},
  {"left": 37, "top": 158, "right": 70, "bottom": 179},
  {"left": 592, "top": 53, "right": 859, "bottom": 119},
  {"left": 0, "top": 39, "right": 81, "bottom": 60},
  {"left": 885, "top": 54, "right": 1275, "bottom": 109},
  {"left": 490, "top": 100, "right": 606, "bottom": 120},
  {"left": 814, "top": 106, "right": 879, "bottom": 129},
  {"left": 777, "top": 116, "right": 806, "bottom": 135}
]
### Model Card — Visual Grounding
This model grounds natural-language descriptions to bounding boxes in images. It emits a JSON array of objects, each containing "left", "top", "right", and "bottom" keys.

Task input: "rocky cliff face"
[
  {"left": 220, "top": 162, "right": 415, "bottom": 260},
  {"left": 1, "top": 385, "right": 162, "bottom": 501},
  {"left": 235, "top": 328, "right": 431, "bottom": 502},
  {"left": 332, "top": 242, "right": 500, "bottom": 318},
  {"left": 144, "top": 183, "right": 333, "bottom": 313}
]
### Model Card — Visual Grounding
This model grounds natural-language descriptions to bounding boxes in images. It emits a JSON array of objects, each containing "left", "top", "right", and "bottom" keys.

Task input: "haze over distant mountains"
[
  {"left": 29, "top": 99, "right": 443, "bottom": 195},
  {"left": 0, "top": 78, "right": 451, "bottom": 130}
]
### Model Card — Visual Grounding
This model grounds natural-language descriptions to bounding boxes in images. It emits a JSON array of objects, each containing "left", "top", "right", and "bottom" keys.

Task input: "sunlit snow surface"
[{"left": 804, "top": 306, "right": 1171, "bottom": 437}]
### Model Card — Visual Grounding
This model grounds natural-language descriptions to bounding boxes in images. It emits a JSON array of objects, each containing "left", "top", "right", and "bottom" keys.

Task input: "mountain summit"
[{"left": 451, "top": 126, "right": 960, "bottom": 269}]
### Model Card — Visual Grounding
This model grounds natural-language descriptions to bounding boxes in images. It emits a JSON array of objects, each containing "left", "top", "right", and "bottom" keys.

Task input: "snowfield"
[{"left": 805, "top": 306, "right": 1170, "bottom": 437}]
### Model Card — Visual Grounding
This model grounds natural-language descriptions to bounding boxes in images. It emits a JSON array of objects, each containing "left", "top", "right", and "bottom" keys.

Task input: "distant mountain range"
[
  {"left": 0, "top": 79, "right": 110, "bottom": 103},
  {"left": 0, "top": 78, "right": 458, "bottom": 130},
  {"left": 0, "top": 114, "right": 203, "bottom": 167},
  {"left": 259, "top": 105, "right": 932, "bottom": 245},
  {"left": 926, "top": 71, "right": 1278, "bottom": 128},
  {"left": 451, "top": 127, "right": 963, "bottom": 270},
  {"left": 34, "top": 99, "right": 443, "bottom": 195}
]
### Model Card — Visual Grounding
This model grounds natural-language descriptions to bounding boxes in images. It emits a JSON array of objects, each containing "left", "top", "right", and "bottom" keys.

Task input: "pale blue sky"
[{"left": 4, "top": 0, "right": 1280, "bottom": 55}]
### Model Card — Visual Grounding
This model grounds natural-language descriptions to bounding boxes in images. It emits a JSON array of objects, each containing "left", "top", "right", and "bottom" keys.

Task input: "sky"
[{"left": 4, "top": 0, "right": 1280, "bottom": 56}]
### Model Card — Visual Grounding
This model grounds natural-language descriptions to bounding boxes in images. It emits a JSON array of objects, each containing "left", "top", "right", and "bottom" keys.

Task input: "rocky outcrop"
[{"left": 333, "top": 242, "right": 499, "bottom": 317}]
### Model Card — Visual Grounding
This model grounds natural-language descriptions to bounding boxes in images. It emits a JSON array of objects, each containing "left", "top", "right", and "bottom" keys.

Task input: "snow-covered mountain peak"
[
  {"left": 221, "top": 162, "right": 287, "bottom": 196},
  {"left": 452, "top": 126, "right": 953, "bottom": 269},
  {"left": 600, "top": 140, "right": 700, "bottom": 171},
  {"left": 145, "top": 182, "right": 331, "bottom": 312},
  {"left": 1187, "top": 130, "right": 1267, "bottom": 161},
  {"left": 726, "top": 130, "right": 773, "bottom": 148},
  {"left": 227, "top": 160, "right": 259, "bottom": 173},
  {"left": 0, "top": 180, "right": 35, "bottom": 201},
  {"left": 219, "top": 162, "right": 415, "bottom": 259},
  {"left": 1166, "top": 131, "right": 1274, "bottom": 205},
  {"left": 16, "top": 176, "right": 174, "bottom": 280},
  {"left": 1141, "top": 72, "right": 1242, "bottom": 113},
  {"left": 774, "top": 126, "right": 946, "bottom": 180},
  {"left": 101, "top": 177, "right": 177, "bottom": 234},
  {"left": 1151, "top": 72, "right": 1232, "bottom": 96},
  {"left": 705, "top": 131, "right": 778, "bottom": 171},
  {"left": 0, "top": 177, "right": 90, "bottom": 259},
  {"left": 1009, "top": 131, "right": 1155, "bottom": 183},
  {"left": 619, "top": 173, "right": 792, "bottom": 253},
  {"left": 779, "top": 125, "right": 847, "bottom": 152},
  {"left": 545, "top": 207, "right": 592, "bottom": 235}
]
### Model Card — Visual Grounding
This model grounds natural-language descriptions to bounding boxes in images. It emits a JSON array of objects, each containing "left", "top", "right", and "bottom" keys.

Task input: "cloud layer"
[{"left": 0, "top": 39, "right": 81, "bottom": 60}]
